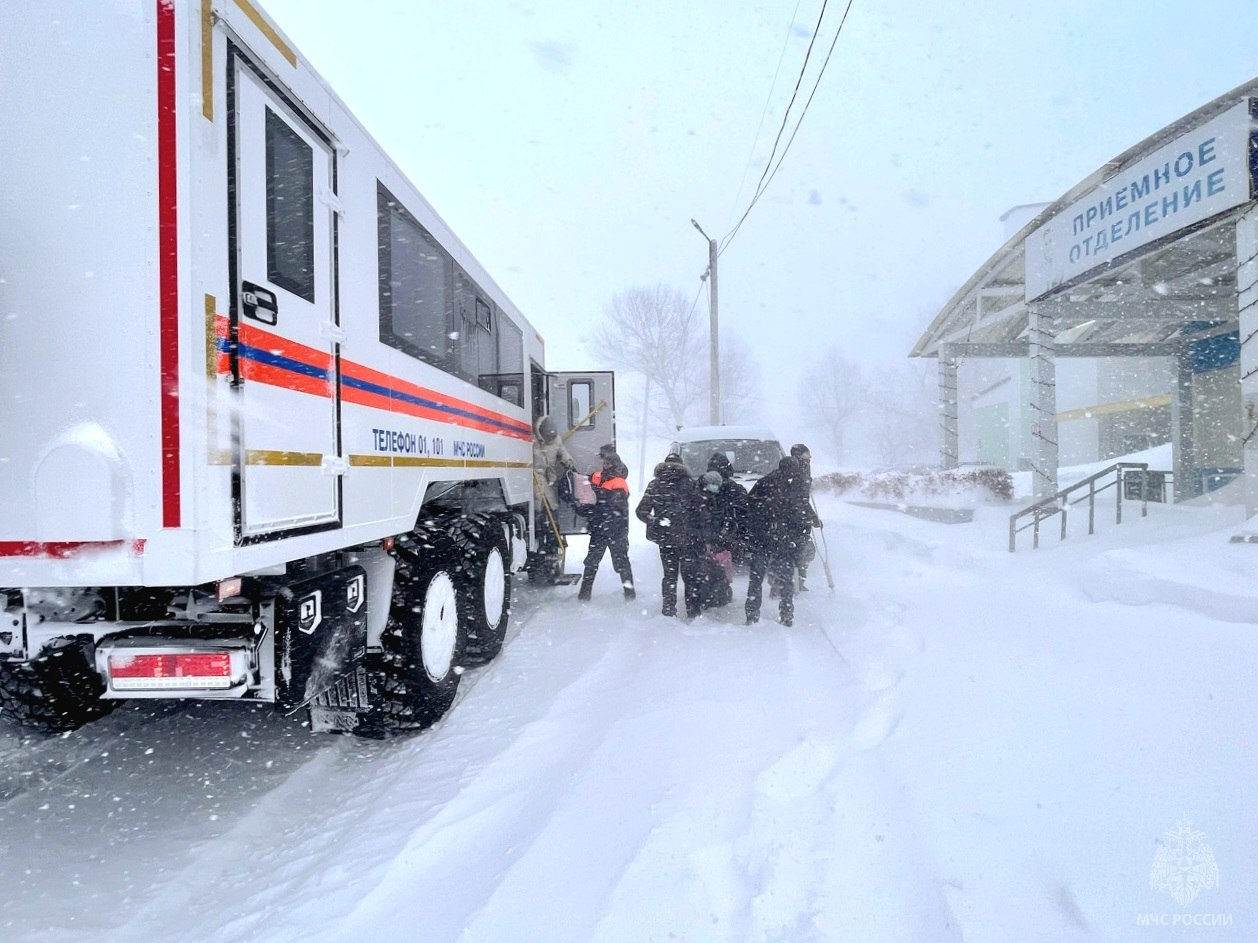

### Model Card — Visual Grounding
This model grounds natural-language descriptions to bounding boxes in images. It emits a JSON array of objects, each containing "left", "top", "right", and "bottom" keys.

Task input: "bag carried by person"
[
  {"left": 572, "top": 472, "right": 597, "bottom": 506},
  {"left": 683, "top": 554, "right": 731, "bottom": 612},
  {"left": 709, "top": 548, "right": 734, "bottom": 583},
  {"left": 556, "top": 470, "right": 575, "bottom": 504}
]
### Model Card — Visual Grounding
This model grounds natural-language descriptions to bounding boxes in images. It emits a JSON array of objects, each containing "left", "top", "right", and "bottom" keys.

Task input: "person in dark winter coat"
[
  {"left": 707, "top": 452, "right": 750, "bottom": 562},
  {"left": 635, "top": 452, "right": 703, "bottom": 617},
  {"left": 789, "top": 443, "right": 823, "bottom": 591},
  {"left": 744, "top": 455, "right": 812, "bottom": 626},
  {"left": 578, "top": 452, "right": 635, "bottom": 601},
  {"left": 686, "top": 471, "right": 736, "bottom": 613},
  {"left": 704, "top": 455, "right": 750, "bottom": 554}
]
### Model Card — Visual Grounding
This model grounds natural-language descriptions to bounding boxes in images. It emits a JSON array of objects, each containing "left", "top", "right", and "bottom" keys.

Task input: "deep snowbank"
[{"left": 1, "top": 485, "right": 1254, "bottom": 942}]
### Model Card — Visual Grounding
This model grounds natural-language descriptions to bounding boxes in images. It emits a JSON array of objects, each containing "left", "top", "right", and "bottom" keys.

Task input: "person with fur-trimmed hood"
[
  {"left": 744, "top": 455, "right": 812, "bottom": 627},
  {"left": 577, "top": 451, "right": 635, "bottom": 601},
  {"left": 532, "top": 414, "right": 574, "bottom": 511},
  {"left": 528, "top": 414, "right": 575, "bottom": 578},
  {"left": 635, "top": 452, "right": 703, "bottom": 617}
]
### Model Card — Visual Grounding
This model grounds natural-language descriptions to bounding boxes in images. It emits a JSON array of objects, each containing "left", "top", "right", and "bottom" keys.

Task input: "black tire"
[
  {"left": 459, "top": 528, "right": 512, "bottom": 666},
  {"left": 524, "top": 551, "right": 561, "bottom": 585},
  {"left": 0, "top": 636, "right": 116, "bottom": 733},
  {"left": 355, "top": 545, "right": 464, "bottom": 738}
]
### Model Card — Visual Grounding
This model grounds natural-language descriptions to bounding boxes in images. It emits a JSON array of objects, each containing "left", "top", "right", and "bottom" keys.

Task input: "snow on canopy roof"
[{"left": 911, "top": 77, "right": 1258, "bottom": 361}]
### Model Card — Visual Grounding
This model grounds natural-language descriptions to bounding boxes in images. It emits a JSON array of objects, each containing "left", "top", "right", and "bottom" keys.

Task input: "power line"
[
  {"left": 749, "top": 0, "right": 829, "bottom": 207},
  {"left": 720, "top": 0, "right": 855, "bottom": 256},
  {"left": 726, "top": 0, "right": 804, "bottom": 230}
]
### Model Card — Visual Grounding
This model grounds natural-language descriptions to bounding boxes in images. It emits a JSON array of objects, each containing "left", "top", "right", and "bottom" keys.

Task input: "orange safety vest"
[{"left": 591, "top": 471, "right": 629, "bottom": 493}]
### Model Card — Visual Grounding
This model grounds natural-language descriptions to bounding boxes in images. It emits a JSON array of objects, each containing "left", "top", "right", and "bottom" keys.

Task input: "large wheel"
[
  {"left": 524, "top": 549, "right": 562, "bottom": 585},
  {"left": 356, "top": 548, "right": 464, "bottom": 738},
  {"left": 0, "top": 636, "right": 116, "bottom": 733},
  {"left": 459, "top": 529, "right": 512, "bottom": 666}
]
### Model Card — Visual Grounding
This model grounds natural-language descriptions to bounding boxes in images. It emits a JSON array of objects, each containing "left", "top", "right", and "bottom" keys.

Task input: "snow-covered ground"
[{"left": 2, "top": 471, "right": 1255, "bottom": 942}]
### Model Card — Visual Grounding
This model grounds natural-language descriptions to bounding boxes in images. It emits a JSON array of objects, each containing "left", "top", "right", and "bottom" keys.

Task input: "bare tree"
[
  {"left": 799, "top": 346, "right": 864, "bottom": 461},
  {"left": 590, "top": 285, "right": 758, "bottom": 434},
  {"left": 707, "top": 335, "right": 761, "bottom": 425},
  {"left": 863, "top": 361, "right": 938, "bottom": 467},
  {"left": 589, "top": 285, "right": 703, "bottom": 431}
]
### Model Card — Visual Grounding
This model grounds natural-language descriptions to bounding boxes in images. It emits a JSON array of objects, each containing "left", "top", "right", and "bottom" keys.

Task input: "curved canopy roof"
[{"left": 911, "top": 79, "right": 1258, "bottom": 360}]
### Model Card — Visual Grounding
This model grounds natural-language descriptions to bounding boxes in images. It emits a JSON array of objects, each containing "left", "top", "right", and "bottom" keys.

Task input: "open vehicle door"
[{"left": 546, "top": 371, "right": 615, "bottom": 535}]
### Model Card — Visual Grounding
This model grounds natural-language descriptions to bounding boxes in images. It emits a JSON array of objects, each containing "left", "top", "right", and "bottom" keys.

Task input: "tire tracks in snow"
[{"left": 312, "top": 606, "right": 678, "bottom": 943}]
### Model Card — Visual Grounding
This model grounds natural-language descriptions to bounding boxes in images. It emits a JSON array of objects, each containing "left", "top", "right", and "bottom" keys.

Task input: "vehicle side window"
[
  {"left": 377, "top": 182, "right": 528, "bottom": 407},
  {"left": 490, "top": 312, "right": 524, "bottom": 407},
  {"left": 265, "top": 107, "right": 315, "bottom": 301},
  {"left": 455, "top": 272, "right": 481, "bottom": 379},
  {"left": 377, "top": 183, "right": 453, "bottom": 369},
  {"left": 569, "top": 380, "right": 594, "bottom": 427}
]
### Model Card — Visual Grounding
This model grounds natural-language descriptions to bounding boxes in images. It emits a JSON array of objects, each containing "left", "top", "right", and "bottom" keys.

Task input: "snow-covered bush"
[{"left": 814, "top": 467, "right": 1014, "bottom": 503}]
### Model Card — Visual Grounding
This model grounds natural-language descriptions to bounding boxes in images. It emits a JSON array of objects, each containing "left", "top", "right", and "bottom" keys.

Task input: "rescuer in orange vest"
[{"left": 578, "top": 451, "right": 636, "bottom": 601}]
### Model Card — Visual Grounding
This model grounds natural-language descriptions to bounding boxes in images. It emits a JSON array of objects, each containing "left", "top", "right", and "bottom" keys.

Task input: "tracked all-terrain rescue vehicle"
[{"left": 0, "top": 0, "right": 613, "bottom": 736}]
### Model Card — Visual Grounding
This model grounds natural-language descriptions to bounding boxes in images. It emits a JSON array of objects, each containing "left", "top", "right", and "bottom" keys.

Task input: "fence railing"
[{"left": 1008, "top": 463, "right": 1168, "bottom": 551}]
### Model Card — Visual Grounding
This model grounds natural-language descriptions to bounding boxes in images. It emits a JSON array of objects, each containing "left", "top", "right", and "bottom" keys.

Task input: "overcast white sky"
[{"left": 262, "top": 0, "right": 1255, "bottom": 433}]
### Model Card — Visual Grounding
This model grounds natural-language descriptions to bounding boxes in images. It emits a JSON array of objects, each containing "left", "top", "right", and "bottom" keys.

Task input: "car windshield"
[{"left": 678, "top": 439, "right": 783, "bottom": 477}]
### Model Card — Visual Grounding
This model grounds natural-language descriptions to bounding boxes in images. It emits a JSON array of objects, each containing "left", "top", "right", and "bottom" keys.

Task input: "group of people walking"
[
  {"left": 568, "top": 432, "right": 821, "bottom": 627},
  {"left": 635, "top": 445, "right": 820, "bottom": 626}
]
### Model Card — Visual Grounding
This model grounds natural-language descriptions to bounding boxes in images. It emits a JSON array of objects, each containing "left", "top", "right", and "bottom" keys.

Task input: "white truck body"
[{"left": 0, "top": 0, "right": 614, "bottom": 735}]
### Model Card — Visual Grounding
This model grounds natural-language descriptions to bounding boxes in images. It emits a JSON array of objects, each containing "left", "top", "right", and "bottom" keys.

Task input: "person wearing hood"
[
  {"left": 705, "top": 452, "right": 750, "bottom": 561},
  {"left": 532, "top": 414, "right": 574, "bottom": 510},
  {"left": 635, "top": 452, "right": 703, "bottom": 618},
  {"left": 789, "top": 443, "right": 823, "bottom": 591},
  {"left": 687, "top": 470, "right": 738, "bottom": 613},
  {"left": 744, "top": 455, "right": 811, "bottom": 627},
  {"left": 528, "top": 414, "right": 575, "bottom": 581},
  {"left": 578, "top": 451, "right": 635, "bottom": 601}
]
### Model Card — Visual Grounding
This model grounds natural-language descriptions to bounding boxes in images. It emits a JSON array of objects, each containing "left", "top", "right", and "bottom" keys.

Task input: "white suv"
[{"left": 668, "top": 425, "right": 785, "bottom": 486}]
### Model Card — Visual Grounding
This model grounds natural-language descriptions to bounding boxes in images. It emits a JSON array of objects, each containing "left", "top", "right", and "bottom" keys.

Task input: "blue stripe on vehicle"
[{"left": 222, "top": 336, "right": 530, "bottom": 436}]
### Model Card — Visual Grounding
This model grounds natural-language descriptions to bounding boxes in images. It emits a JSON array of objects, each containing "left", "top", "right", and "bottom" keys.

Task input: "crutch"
[
  {"left": 812, "top": 498, "right": 836, "bottom": 592},
  {"left": 532, "top": 469, "right": 569, "bottom": 577}
]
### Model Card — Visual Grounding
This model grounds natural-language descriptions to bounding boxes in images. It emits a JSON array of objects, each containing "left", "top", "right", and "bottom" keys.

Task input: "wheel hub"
[{"left": 420, "top": 571, "right": 459, "bottom": 682}]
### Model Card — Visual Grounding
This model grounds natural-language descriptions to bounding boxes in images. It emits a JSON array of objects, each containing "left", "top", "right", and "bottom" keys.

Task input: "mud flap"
[{"left": 274, "top": 565, "right": 368, "bottom": 712}]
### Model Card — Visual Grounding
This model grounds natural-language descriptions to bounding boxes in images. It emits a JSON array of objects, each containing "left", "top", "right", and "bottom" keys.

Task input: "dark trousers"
[
  {"left": 582, "top": 533, "right": 634, "bottom": 591},
  {"left": 746, "top": 548, "right": 795, "bottom": 623},
  {"left": 657, "top": 545, "right": 703, "bottom": 616}
]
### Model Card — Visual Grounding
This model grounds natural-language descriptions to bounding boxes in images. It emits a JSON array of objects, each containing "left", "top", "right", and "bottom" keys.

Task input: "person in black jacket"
[
  {"left": 707, "top": 452, "right": 750, "bottom": 563},
  {"left": 789, "top": 443, "right": 823, "bottom": 591},
  {"left": 578, "top": 452, "right": 635, "bottom": 601},
  {"left": 635, "top": 452, "right": 702, "bottom": 617},
  {"left": 687, "top": 471, "right": 736, "bottom": 612},
  {"left": 704, "top": 455, "right": 750, "bottom": 554},
  {"left": 744, "top": 455, "right": 812, "bottom": 626}
]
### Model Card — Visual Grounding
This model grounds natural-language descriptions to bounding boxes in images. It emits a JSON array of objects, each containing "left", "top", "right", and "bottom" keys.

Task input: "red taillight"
[
  {"left": 110, "top": 653, "right": 230, "bottom": 678},
  {"left": 108, "top": 652, "right": 235, "bottom": 689}
]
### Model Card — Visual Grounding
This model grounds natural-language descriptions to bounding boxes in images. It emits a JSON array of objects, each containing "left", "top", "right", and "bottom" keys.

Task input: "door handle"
[{"left": 241, "top": 281, "right": 278, "bottom": 325}]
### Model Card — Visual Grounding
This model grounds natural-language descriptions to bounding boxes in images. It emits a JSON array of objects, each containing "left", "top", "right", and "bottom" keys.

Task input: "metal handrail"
[{"left": 1008, "top": 462, "right": 1162, "bottom": 551}]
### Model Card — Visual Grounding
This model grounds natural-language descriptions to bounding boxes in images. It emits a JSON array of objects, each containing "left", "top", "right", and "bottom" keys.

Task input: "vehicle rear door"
[
  {"left": 545, "top": 371, "right": 615, "bottom": 534},
  {"left": 230, "top": 54, "right": 342, "bottom": 540}
]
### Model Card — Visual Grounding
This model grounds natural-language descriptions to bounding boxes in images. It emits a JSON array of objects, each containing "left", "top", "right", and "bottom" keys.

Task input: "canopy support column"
[
  {"left": 1238, "top": 207, "right": 1258, "bottom": 518},
  {"left": 939, "top": 344, "right": 960, "bottom": 470},
  {"left": 1171, "top": 344, "right": 1197, "bottom": 503},
  {"left": 1028, "top": 303, "right": 1058, "bottom": 498}
]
